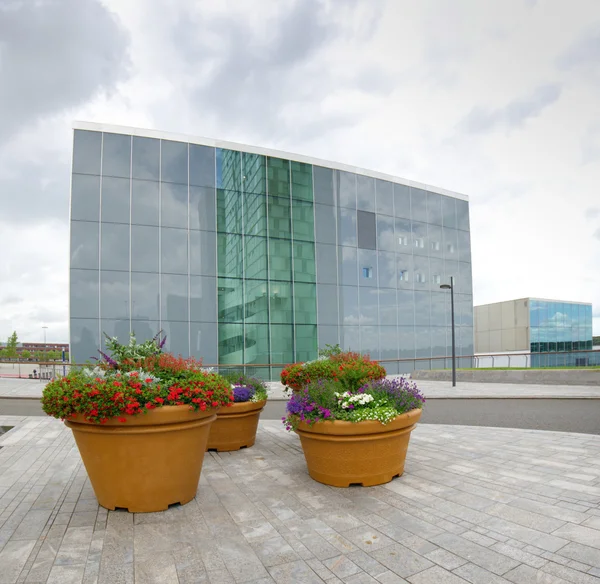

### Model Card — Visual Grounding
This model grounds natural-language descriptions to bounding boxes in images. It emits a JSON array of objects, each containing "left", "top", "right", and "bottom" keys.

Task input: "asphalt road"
[{"left": 3, "top": 397, "right": 599, "bottom": 435}]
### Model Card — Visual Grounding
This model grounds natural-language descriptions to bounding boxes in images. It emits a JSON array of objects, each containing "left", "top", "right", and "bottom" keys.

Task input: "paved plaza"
[{"left": 1, "top": 415, "right": 600, "bottom": 583}]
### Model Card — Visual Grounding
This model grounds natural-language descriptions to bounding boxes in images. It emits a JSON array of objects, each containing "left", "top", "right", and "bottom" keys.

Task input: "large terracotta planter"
[
  {"left": 65, "top": 405, "right": 216, "bottom": 512},
  {"left": 295, "top": 408, "right": 422, "bottom": 487},
  {"left": 206, "top": 400, "right": 266, "bottom": 452}
]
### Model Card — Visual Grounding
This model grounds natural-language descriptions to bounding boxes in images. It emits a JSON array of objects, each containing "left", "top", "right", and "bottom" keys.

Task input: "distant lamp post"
[
  {"left": 440, "top": 277, "right": 456, "bottom": 387},
  {"left": 42, "top": 326, "right": 48, "bottom": 346}
]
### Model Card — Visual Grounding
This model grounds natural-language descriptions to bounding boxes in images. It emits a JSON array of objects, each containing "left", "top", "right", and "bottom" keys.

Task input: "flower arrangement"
[
  {"left": 283, "top": 377, "right": 425, "bottom": 431},
  {"left": 42, "top": 333, "right": 233, "bottom": 423},
  {"left": 280, "top": 345, "right": 386, "bottom": 392},
  {"left": 222, "top": 372, "right": 268, "bottom": 403}
]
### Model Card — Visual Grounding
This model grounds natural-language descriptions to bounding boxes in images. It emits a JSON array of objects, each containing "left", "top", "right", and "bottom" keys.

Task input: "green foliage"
[
  {"left": 21, "top": 350, "right": 31, "bottom": 360},
  {"left": 318, "top": 344, "right": 343, "bottom": 358},
  {"left": 5, "top": 331, "right": 18, "bottom": 360},
  {"left": 281, "top": 351, "right": 386, "bottom": 392},
  {"left": 103, "top": 331, "right": 164, "bottom": 365},
  {"left": 0, "top": 348, "right": 8, "bottom": 360},
  {"left": 34, "top": 350, "right": 46, "bottom": 361},
  {"left": 42, "top": 369, "right": 233, "bottom": 424}
]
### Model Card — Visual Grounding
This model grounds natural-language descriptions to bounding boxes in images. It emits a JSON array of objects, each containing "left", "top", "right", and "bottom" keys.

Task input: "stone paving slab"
[
  {"left": 1, "top": 416, "right": 600, "bottom": 583},
  {"left": 3, "top": 377, "right": 600, "bottom": 402}
]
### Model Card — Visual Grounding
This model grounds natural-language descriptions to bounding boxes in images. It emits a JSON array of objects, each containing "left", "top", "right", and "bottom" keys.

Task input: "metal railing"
[{"left": 1, "top": 349, "right": 598, "bottom": 382}]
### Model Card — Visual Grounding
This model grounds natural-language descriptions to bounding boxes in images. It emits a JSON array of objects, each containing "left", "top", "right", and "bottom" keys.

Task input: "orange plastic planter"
[
  {"left": 206, "top": 400, "right": 266, "bottom": 452},
  {"left": 65, "top": 405, "right": 216, "bottom": 512},
  {"left": 295, "top": 408, "right": 422, "bottom": 487}
]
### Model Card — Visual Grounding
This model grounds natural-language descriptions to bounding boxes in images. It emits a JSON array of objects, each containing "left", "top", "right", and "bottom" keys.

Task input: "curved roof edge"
[{"left": 73, "top": 121, "right": 469, "bottom": 202}]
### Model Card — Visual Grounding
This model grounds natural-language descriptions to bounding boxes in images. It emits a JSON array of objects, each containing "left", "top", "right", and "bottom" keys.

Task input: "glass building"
[
  {"left": 70, "top": 122, "right": 474, "bottom": 377},
  {"left": 475, "top": 298, "right": 595, "bottom": 367},
  {"left": 530, "top": 299, "right": 594, "bottom": 366}
]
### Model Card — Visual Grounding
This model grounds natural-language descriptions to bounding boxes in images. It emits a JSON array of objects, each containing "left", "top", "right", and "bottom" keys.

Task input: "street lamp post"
[
  {"left": 440, "top": 277, "right": 456, "bottom": 387},
  {"left": 42, "top": 326, "right": 48, "bottom": 347}
]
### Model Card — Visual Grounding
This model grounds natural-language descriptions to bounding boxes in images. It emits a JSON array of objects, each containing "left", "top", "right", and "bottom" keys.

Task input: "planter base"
[
  {"left": 206, "top": 400, "right": 266, "bottom": 452},
  {"left": 296, "top": 409, "right": 421, "bottom": 488},
  {"left": 66, "top": 407, "right": 216, "bottom": 513}
]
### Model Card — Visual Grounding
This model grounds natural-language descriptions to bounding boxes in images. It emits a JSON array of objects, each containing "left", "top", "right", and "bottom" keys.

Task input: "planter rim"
[
  {"left": 65, "top": 404, "right": 218, "bottom": 427},
  {"left": 295, "top": 408, "right": 422, "bottom": 436},
  {"left": 219, "top": 399, "right": 266, "bottom": 415}
]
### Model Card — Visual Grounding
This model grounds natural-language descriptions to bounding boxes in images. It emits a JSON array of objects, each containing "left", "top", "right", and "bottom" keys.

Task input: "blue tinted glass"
[
  {"left": 102, "top": 133, "right": 131, "bottom": 178},
  {"left": 101, "top": 177, "right": 130, "bottom": 224},
  {"left": 73, "top": 130, "right": 101, "bottom": 175},
  {"left": 161, "top": 140, "right": 188, "bottom": 184},
  {"left": 190, "top": 145, "right": 216, "bottom": 188},
  {"left": 530, "top": 300, "right": 540, "bottom": 327},
  {"left": 71, "top": 174, "right": 100, "bottom": 222},
  {"left": 132, "top": 137, "right": 160, "bottom": 181}
]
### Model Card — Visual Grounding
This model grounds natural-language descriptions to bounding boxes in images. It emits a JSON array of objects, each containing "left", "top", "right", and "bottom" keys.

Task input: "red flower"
[
  {"left": 145, "top": 402, "right": 156, "bottom": 409},
  {"left": 118, "top": 417, "right": 127, "bottom": 423}
]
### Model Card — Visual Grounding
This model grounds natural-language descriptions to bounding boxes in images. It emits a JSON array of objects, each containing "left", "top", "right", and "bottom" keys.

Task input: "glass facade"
[
  {"left": 70, "top": 126, "right": 473, "bottom": 376},
  {"left": 529, "top": 299, "right": 595, "bottom": 367}
]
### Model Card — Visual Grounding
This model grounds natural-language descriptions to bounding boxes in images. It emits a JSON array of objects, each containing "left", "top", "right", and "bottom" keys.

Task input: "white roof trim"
[{"left": 73, "top": 121, "right": 469, "bottom": 201}]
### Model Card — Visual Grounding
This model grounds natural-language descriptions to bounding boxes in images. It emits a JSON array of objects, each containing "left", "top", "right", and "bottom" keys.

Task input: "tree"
[
  {"left": 21, "top": 350, "right": 31, "bottom": 360},
  {"left": 34, "top": 350, "right": 46, "bottom": 361},
  {"left": 0, "top": 348, "right": 8, "bottom": 360},
  {"left": 64, "top": 351, "right": 70, "bottom": 361},
  {"left": 5, "top": 331, "right": 18, "bottom": 360},
  {"left": 5, "top": 331, "right": 18, "bottom": 368},
  {"left": 47, "top": 350, "right": 59, "bottom": 361}
]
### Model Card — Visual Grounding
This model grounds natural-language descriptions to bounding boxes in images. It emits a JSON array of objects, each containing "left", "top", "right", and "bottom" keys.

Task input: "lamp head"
[{"left": 440, "top": 284, "right": 451, "bottom": 290}]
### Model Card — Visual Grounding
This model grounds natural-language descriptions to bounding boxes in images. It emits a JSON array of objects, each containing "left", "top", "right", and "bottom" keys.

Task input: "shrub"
[
  {"left": 280, "top": 347, "right": 386, "bottom": 392},
  {"left": 283, "top": 377, "right": 425, "bottom": 432},
  {"left": 42, "top": 331, "right": 233, "bottom": 423},
  {"left": 42, "top": 369, "right": 233, "bottom": 424}
]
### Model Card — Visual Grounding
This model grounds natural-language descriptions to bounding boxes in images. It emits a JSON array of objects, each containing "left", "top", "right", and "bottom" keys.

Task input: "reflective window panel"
[
  {"left": 102, "top": 133, "right": 131, "bottom": 178},
  {"left": 72, "top": 174, "right": 100, "bottom": 222},
  {"left": 73, "top": 130, "right": 101, "bottom": 175}
]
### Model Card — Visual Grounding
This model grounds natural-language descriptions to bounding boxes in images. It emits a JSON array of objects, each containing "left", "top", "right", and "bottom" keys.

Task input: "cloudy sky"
[{"left": 1, "top": 0, "right": 599, "bottom": 345}]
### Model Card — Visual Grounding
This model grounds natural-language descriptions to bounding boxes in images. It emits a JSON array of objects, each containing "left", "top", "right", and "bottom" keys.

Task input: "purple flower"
[
  {"left": 158, "top": 335, "right": 167, "bottom": 349},
  {"left": 233, "top": 385, "right": 255, "bottom": 402},
  {"left": 98, "top": 350, "right": 118, "bottom": 368}
]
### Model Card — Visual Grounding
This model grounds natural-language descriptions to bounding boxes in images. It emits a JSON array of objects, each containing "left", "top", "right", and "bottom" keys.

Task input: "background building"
[
  {"left": 475, "top": 298, "right": 596, "bottom": 367},
  {"left": 70, "top": 122, "right": 473, "bottom": 377}
]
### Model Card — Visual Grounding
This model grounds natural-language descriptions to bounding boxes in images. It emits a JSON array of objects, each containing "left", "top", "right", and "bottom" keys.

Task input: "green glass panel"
[
  {"left": 217, "top": 149, "right": 241, "bottom": 191},
  {"left": 243, "top": 193, "right": 267, "bottom": 236},
  {"left": 269, "top": 238, "right": 292, "bottom": 281},
  {"left": 217, "top": 189, "right": 242, "bottom": 233},
  {"left": 245, "top": 279, "right": 269, "bottom": 323},
  {"left": 293, "top": 241, "right": 316, "bottom": 283},
  {"left": 270, "top": 324, "right": 294, "bottom": 365},
  {"left": 244, "top": 235, "right": 268, "bottom": 280},
  {"left": 294, "top": 282, "right": 317, "bottom": 325},
  {"left": 291, "top": 161, "right": 313, "bottom": 201},
  {"left": 217, "top": 234, "right": 243, "bottom": 277},
  {"left": 296, "top": 324, "right": 318, "bottom": 362},
  {"left": 242, "top": 153, "right": 266, "bottom": 195},
  {"left": 267, "top": 157, "right": 290, "bottom": 198},
  {"left": 270, "top": 281, "right": 293, "bottom": 324},
  {"left": 245, "top": 323, "right": 270, "bottom": 364},
  {"left": 218, "top": 322, "right": 244, "bottom": 364},
  {"left": 268, "top": 196, "right": 291, "bottom": 239},
  {"left": 217, "top": 278, "right": 243, "bottom": 323},
  {"left": 292, "top": 199, "right": 314, "bottom": 242}
]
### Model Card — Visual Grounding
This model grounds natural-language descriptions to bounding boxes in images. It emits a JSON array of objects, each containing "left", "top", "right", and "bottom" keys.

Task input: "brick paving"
[{"left": 1, "top": 416, "right": 600, "bottom": 583}]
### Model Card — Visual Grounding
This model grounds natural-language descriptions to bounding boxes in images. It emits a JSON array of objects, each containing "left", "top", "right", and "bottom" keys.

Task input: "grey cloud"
[
  {"left": 585, "top": 207, "right": 600, "bottom": 219},
  {"left": 168, "top": 0, "right": 385, "bottom": 142},
  {"left": 557, "top": 29, "right": 600, "bottom": 71},
  {"left": 581, "top": 123, "right": 600, "bottom": 164},
  {"left": 458, "top": 84, "right": 562, "bottom": 134},
  {"left": 0, "top": 0, "right": 130, "bottom": 144}
]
